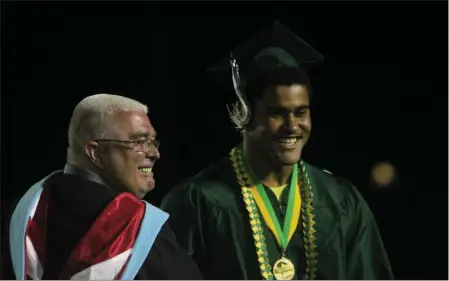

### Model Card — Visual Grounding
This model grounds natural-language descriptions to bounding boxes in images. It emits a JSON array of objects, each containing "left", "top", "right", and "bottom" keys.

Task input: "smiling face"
[
  {"left": 245, "top": 84, "right": 311, "bottom": 166},
  {"left": 92, "top": 110, "right": 160, "bottom": 199}
]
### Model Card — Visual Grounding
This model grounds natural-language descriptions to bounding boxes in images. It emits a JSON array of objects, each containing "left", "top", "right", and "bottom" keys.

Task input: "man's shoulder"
[
  {"left": 304, "top": 162, "right": 365, "bottom": 211},
  {"left": 162, "top": 156, "right": 240, "bottom": 209},
  {"left": 142, "top": 201, "right": 169, "bottom": 217},
  {"left": 177, "top": 155, "right": 235, "bottom": 187},
  {"left": 139, "top": 221, "right": 203, "bottom": 279}
]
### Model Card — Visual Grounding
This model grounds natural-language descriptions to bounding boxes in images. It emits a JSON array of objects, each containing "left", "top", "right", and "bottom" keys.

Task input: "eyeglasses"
[{"left": 94, "top": 138, "right": 160, "bottom": 153}]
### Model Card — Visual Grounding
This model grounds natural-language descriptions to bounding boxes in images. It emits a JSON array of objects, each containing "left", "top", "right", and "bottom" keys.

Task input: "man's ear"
[{"left": 85, "top": 141, "right": 104, "bottom": 169}]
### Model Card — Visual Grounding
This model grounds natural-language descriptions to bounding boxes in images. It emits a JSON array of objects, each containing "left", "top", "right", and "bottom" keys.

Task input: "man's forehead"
[
  {"left": 111, "top": 110, "right": 150, "bottom": 123},
  {"left": 262, "top": 85, "right": 309, "bottom": 105},
  {"left": 128, "top": 130, "right": 157, "bottom": 139},
  {"left": 110, "top": 110, "right": 155, "bottom": 137}
]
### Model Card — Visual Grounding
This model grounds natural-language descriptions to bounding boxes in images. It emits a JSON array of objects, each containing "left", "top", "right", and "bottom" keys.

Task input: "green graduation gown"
[{"left": 161, "top": 151, "right": 394, "bottom": 280}]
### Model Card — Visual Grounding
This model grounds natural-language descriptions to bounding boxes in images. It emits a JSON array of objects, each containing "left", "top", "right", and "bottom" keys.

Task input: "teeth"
[
  {"left": 138, "top": 167, "right": 152, "bottom": 173},
  {"left": 278, "top": 138, "right": 297, "bottom": 145}
]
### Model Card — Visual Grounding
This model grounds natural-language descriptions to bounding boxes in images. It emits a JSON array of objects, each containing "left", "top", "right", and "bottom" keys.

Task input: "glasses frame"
[{"left": 94, "top": 138, "right": 160, "bottom": 153}]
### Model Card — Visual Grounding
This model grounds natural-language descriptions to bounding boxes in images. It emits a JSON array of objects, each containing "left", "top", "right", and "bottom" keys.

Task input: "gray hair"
[{"left": 67, "top": 93, "right": 148, "bottom": 155}]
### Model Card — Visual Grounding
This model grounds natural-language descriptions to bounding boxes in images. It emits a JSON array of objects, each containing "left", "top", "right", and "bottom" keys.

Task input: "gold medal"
[{"left": 273, "top": 257, "right": 295, "bottom": 280}]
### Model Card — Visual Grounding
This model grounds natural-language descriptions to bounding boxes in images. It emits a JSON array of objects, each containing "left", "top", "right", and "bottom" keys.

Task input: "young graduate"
[{"left": 161, "top": 21, "right": 393, "bottom": 280}]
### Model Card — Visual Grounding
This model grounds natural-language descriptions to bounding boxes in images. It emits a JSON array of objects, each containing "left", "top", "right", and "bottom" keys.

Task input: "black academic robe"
[
  {"left": 5, "top": 165, "right": 203, "bottom": 280},
  {"left": 161, "top": 156, "right": 394, "bottom": 280}
]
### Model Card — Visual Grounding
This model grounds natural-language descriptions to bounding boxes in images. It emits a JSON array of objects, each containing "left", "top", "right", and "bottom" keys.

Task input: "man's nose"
[
  {"left": 284, "top": 114, "right": 299, "bottom": 132},
  {"left": 145, "top": 147, "right": 160, "bottom": 160}
]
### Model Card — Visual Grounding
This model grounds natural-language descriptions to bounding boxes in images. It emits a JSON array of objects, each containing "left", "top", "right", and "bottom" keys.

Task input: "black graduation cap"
[
  {"left": 207, "top": 21, "right": 324, "bottom": 130},
  {"left": 207, "top": 20, "right": 324, "bottom": 84}
]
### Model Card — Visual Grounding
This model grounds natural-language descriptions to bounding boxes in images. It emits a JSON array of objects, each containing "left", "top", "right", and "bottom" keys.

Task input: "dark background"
[{"left": 1, "top": 1, "right": 447, "bottom": 279}]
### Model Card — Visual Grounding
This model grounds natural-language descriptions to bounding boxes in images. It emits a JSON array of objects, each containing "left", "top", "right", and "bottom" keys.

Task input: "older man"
[{"left": 9, "top": 94, "right": 203, "bottom": 280}]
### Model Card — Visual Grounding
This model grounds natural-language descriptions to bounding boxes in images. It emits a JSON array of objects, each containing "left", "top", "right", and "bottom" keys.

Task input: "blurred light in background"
[{"left": 371, "top": 161, "right": 397, "bottom": 188}]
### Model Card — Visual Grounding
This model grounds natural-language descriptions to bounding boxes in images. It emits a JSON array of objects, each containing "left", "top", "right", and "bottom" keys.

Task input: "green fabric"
[
  {"left": 245, "top": 47, "right": 299, "bottom": 79},
  {"left": 207, "top": 21, "right": 324, "bottom": 76},
  {"left": 161, "top": 155, "right": 394, "bottom": 280}
]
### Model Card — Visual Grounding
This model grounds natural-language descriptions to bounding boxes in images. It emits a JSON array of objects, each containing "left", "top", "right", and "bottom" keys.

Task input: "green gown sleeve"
[
  {"left": 160, "top": 182, "right": 208, "bottom": 271},
  {"left": 343, "top": 181, "right": 395, "bottom": 279}
]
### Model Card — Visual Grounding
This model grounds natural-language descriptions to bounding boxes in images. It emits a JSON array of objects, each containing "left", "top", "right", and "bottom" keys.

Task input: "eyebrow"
[
  {"left": 266, "top": 105, "right": 310, "bottom": 113},
  {"left": 128, "top": 131, "right": 156, "bottom": 140}
]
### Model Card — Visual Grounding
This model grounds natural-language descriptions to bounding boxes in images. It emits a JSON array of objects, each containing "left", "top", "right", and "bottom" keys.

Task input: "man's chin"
[
  {"left": 133, "top": 185, "right": 153, "bottom": 199},
  {"left": 141, "top": 184, "right": 155, "bottom": 193},
  {"left": 273, "top": 148, "right": 302, "bottom": 165},
  {"left": 279, "top": 157, "right": 301, "bottom": 166}
]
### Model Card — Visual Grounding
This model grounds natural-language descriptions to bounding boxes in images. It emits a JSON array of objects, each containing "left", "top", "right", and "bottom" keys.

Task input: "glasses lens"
[{"left": 138, "top": 139, "right": 159, "bottom": 152}]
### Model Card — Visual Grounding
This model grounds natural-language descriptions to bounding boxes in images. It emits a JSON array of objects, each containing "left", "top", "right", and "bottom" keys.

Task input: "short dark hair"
[{"left": 245, "top": 66, "right": 312, "bottom": 105}]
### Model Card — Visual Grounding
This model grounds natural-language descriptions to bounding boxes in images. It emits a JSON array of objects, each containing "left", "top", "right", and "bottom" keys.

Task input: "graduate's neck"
[{"left": 243, "top": 139, "right": 294, "bottom": 188}]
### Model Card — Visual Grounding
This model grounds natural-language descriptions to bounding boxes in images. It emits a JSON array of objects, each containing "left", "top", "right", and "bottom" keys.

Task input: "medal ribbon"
[{"left": 242, "top": 152, "right": 301, "bottom": 252}]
